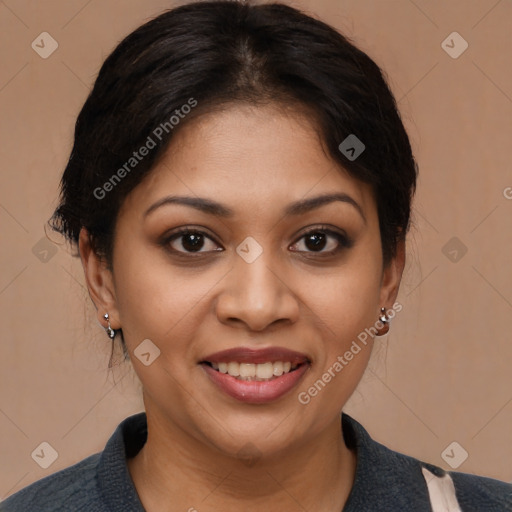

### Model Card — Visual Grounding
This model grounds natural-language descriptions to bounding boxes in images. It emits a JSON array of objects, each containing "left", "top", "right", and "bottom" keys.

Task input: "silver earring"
[
  {"left": 376, "top": 307, "right": 390, "bottom": 336},
  {"left": 104, "top": 313, "right": 116, "bottom": 339}
]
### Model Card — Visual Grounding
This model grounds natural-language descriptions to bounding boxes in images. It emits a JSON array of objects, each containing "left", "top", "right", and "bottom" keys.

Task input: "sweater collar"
[{"left": 97, "top": 411, "right": 430, "bottom": 511}]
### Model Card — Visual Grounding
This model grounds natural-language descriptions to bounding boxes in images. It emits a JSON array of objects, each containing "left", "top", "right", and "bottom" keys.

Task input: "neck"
[{"left": 127, "top": 410, "right": 356, "bottom": 512}]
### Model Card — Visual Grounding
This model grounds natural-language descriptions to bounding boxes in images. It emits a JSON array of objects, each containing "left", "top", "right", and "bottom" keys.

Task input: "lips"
[
  {"left": 200, "top": 346, "right": 311, "bottom": 404},
  {"left": 201, "top": 346, "right": 310, "bottom": 365}
]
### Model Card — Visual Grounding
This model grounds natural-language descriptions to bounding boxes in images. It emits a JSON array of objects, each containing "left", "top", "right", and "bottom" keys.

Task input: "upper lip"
[{"left": 201, "top": 346, "right": 310, "bottom": 365}]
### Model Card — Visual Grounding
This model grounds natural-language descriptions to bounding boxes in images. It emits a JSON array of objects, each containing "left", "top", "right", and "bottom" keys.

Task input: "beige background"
[{"left": 1, "top": 0, "right": 511, "bottom": 501}]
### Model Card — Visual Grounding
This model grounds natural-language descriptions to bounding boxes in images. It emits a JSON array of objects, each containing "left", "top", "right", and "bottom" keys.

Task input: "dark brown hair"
[{"left": 49, "top": 1, "right": 417, "bottom": 364}]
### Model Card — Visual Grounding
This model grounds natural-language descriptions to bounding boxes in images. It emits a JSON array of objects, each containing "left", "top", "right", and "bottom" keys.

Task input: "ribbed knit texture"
[{"left": 2, "top": 412, "right": 511, "bottom": 511}]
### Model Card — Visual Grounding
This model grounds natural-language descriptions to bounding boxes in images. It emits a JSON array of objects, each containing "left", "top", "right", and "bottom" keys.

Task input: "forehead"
[{"left": 122, "top": 103, "right": 376, "bottom": 223}]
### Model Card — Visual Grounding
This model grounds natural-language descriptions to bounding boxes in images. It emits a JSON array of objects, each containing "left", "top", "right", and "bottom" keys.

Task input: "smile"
[
  {"left": 207, "top": 361, "right": 299, "bottom": 381},
  {"left": 200, "top": 346, "right": 311, "bottom": 404}
]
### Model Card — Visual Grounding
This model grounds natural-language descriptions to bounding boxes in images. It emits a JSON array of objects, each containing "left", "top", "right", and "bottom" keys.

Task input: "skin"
[{"left": 79, "top": 103, "right": 405, "bottom": 512}]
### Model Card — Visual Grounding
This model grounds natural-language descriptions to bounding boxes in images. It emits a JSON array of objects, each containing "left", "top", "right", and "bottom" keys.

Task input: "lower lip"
[{"left": 201, "top": 363, "right": 310, "bottom": 404}]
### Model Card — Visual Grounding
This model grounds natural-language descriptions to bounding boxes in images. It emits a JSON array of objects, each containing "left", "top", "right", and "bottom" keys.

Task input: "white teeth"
[
  {"left": 273, "top": 361, "right": 284, "bottom": 376},
  {"left": 209, "top": 361, "right": 300, "bottom": 380},
  {"left": 227, "top": 361, "right": 240, "bottom": 377},
  {"left": 256, "top": 362, "right": 274, "bottom": 379},
  {"left": 239, "top": 363, "right": 256, "bottom": 378}
]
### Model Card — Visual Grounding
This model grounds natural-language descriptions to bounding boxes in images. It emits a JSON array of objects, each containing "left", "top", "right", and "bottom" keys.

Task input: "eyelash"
[{"left": 161, "top": 225, "right": 353, "bottom": 258}]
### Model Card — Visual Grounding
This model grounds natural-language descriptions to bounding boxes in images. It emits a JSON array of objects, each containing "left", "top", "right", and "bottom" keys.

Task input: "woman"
[{"left": 2, "top": 1, "right": 510, "bottom": 511}]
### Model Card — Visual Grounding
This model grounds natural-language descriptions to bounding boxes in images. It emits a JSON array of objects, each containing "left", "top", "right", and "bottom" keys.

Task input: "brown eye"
[
  {"left": 165, "top": 229, "right": 222, "bottom": 254},
  {"left": 290, "top": 227, "right": 353, "bottom": 255},
  {"left": 303, "top": 232, "right": 328, "bottom": 251},
  {"left": 177, "top": 233, "right": 205, "bottom": 252}
]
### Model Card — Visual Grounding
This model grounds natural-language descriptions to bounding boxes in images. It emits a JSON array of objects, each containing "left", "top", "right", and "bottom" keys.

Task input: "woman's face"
[{"left": 83, "top": 103, "right": 403, "bottom": 459}]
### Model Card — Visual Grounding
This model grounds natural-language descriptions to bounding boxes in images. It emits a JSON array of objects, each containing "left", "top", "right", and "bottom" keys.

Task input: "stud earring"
[
  {"left": 375, "top": 307, "right": 390, "bottom": 336},
  {"left": 104, "top": 313, "right": 116, "bottom": 339}
]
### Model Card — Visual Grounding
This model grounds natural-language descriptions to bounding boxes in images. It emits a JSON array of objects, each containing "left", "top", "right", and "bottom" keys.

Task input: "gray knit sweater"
[{"left": 1, "top": 412, "right": 511, "bottom": 511}]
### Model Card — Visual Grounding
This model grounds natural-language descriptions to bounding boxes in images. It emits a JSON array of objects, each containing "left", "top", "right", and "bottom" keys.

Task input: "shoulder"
[
  {"left": 0, "top": 453, "right": 103, "bottom": 512},
  {"left": 378, "top": 440, "right": 512, "bottom": 511},
  {"left": 1, "top": 412, "right": 147, "bottom": 512},
  {"left": 341, "top": 413, "right": 512, "bottom": 511},
  {"left": 376, "top": 441, "right": 512, "bottom": 511},
  {"left": 448, "top": 467, "right": 512, "bottom": 511}
]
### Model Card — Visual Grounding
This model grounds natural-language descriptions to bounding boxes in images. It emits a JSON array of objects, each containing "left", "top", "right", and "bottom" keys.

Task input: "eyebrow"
[{"left": 144, "top": 192, "right": 366, "bottom": 223}]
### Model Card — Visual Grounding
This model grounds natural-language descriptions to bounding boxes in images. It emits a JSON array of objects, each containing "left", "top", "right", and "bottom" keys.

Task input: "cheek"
[
  {"left": 295, "top": 249, "right": 383, "bottom": 402},
  {"left": 306, "top": 254, "right": 382, "bottom": 335},
  {"left": 295, "top": 266, "right": 381, "bottom": 418},
  {"left": 111, "top": 244, "right": 212, "bottom": 348}
]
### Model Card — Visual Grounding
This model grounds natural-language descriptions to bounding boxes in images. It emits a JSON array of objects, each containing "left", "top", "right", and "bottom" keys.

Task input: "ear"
[
  {"left": 78, "top": 228, "right": 120, "bottom": 330},
  {"left": 379, "top": 238, "right": 405, "bottom": 309}
]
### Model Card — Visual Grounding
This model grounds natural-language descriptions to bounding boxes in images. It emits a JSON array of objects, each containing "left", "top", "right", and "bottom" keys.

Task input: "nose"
[{"left": 215, "top": 249, "right": 300, "bottom": 332}]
